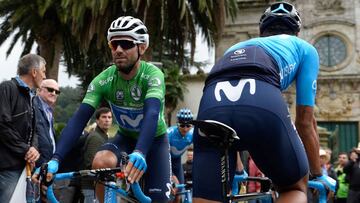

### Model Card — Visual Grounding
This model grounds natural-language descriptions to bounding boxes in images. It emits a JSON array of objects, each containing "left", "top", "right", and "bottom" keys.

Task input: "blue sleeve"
[
  {"left": 53, "top": 103, "right": 95, "bottom": 162},
  {"left": 135, "top": 98, "right": 161, "bottom": 156},
  {"left": 296, "top": 44, "right": 319, "bottom": 106}
]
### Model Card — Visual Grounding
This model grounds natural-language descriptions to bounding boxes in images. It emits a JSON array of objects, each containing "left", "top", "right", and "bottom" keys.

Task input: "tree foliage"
[{"left": 54, "top": 86, "right": 83, "bottom": 123}]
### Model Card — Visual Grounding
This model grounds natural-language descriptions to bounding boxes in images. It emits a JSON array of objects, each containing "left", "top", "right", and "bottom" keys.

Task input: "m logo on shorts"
[{"left": 214, "top": 79, "right": 256, "bottom": 102}]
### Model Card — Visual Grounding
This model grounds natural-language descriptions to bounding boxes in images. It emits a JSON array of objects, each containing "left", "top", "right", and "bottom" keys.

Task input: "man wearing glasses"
[
  {"left": 167, "top": 108, "right": 194, "bottom": 203},
  {"left": 38, "top": 16, "right": 171, "bottom": 202},
  {"left": 34, "top": 79, "right": 60, "bottom": 168}
]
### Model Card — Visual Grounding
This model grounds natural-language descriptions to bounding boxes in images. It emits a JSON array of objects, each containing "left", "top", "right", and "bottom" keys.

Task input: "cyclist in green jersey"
[{"left": 36, "top": 16, "right": 171, "bottom": 202}]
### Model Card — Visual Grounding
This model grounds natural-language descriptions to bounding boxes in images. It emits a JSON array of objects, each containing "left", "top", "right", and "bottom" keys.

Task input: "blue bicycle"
[
  {"left": 189, "top": 120, "right": 334, "bottom": 203},
  {"left": 172, "top": 182, "right": 192, "bottom": 203},
  {"left": 189, "top": 120, "right": 274, "bottom": 202},
  {"left": 232, "top": 173, "right": 331, "bottom": 203},
  {"left": 38, "top": 154, "right": 151, "bottom": 203}
]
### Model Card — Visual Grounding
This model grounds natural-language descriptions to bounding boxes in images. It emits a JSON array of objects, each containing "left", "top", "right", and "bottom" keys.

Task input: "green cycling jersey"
[{"left": 83, "top": 61, "right": 167, "bottom": 139}]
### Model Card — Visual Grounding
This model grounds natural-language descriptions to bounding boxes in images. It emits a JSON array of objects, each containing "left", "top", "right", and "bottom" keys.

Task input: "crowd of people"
[
  {"left": 2, "top": 1, "right": 358, "bottom": 203},
  {"left": 305, "top": 145, "right": 360, "bottom": 203}
]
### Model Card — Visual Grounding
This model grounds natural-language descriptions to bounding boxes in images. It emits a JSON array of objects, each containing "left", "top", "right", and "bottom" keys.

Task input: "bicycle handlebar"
[
  {"left": 308, "top": 180, "right": 328, "bottom": 203},
  {"left": 45, "top": 168, "right": 151, "bottom": 203}
]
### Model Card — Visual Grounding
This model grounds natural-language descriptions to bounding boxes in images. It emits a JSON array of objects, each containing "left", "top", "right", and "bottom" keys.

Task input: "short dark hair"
[{"left": 95, "top": 107, "right": 111, "bottom": 119}]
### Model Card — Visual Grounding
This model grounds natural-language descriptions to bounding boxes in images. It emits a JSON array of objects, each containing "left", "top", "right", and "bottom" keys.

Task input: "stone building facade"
[{"left": 174, "top": 0, "right": 360, "bottom": 152}]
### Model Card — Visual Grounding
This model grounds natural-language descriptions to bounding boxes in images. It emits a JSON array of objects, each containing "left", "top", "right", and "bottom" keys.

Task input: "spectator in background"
[
  {"left": 334, "top": 152, "right": 349, "bottom": 203},
  {"left": 320, "top": 148, "right": 337, "bottom": 203},
  {"left": 34, "top": 79, "right": 60, "bottom": 168},
  {"left": 168, "top": 108, "right": 194, "bottom": 203},
  {"left": 0, "top": 54, "right": 45, "bottom": 202},
  {"left": 82, "top": 107, "right": 112, "bottom": 203},
  {"left": 182, "top": 148, "right": 193, "bottom": 185},
  {"left": 349, "top": 148, "right": 358, "bottom": 162},
  {"left": 344, "top": 144, "right": 360, "bottom": 203}
]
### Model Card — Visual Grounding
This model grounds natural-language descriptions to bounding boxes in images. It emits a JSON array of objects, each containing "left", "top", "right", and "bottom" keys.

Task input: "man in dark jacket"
[
  {"left": 34, "top": 79, "right": 60, "bottom": 167},
  {"left": 0, "top": 53, "right": 46, "bottom": 202},
  {"left": 344, "top": 144, "right": 360, "bottom": 203}
]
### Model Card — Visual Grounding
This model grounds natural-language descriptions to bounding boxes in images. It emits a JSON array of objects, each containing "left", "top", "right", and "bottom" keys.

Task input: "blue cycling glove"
[
  {"left": 129, "top": 151, "right": 147, "bottom": 172},
  {"left": 235, "top": 170, "right": 248, "bottom": 178},
  {"left": 313, "top": 174, "right": 336, "bottom": 192},
  {"left": 47, "top": 159, "right": 59, "bottom": 174}
]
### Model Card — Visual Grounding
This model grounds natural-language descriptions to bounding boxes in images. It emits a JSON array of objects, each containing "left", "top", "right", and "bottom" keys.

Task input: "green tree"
[
  {"left": 0, "top": 0, "right": 238, "bottom": 82},
  {"left": 54, "top": 86, "right": 83, "bottom": 123},
  {"left": 0, "top": 0, "right": 68, "bottom": 79},
  {"left": 162, "top": 60, "right": 188, "bottom": 124}
]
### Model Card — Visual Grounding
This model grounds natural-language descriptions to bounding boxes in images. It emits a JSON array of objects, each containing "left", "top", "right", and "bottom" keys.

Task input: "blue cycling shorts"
[
  {"left": 193, "top": 79, "right": 309, "bottom": 201},
  {"left": 99, "top": 133, "right": 172, "bottom": 202}
]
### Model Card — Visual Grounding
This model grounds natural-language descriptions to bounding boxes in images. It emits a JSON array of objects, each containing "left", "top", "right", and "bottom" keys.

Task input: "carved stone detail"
[
  {"left": 316, "top": 0, "right": 343, "bottom": 10},
  {"left": 314, "top": 0, "right": 344, "bottom": 15},
  {"left": 315, "top": 94, "right": 354, "bottom": 119}
]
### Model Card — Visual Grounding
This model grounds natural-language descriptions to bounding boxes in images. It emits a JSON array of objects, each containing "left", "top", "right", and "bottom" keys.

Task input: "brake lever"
[{"left": 39, "top": 163, "right": 54, "bottom": 187}]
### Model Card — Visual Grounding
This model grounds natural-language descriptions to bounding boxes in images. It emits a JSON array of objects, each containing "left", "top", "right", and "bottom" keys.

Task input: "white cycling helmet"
[{"left": 107, "top": 16, "right": 149, "bottom": 49}]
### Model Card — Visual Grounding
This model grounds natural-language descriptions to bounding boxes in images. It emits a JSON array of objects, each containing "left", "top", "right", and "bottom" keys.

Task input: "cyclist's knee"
[
  {"left": 92, "top": 150, "right": 117, "bottom": 169},
  {"left": 276, "top": 174, "right": 308, "bottom": 194}
]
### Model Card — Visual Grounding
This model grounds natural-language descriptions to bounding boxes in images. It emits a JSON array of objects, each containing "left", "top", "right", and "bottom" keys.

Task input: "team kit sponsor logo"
[
  {"left": 214, "top": 79, "right": 256, "bottom": 102},
  {"left": 130, "top": 85, "right": 142, "bottom": 101},
  {"left": 230, "top": 48, "right": 247, "bottom": 61},
  {"left": 148, "top": 77, "right": 161, "bottom": 87},
  {"left": 116, "top": 90, "right": 124, "bottom": 101},
  {"left": 87, "top": 83, "right": 95, "bottom": 93},
  {"left": 111, "top": 104, "right": 144, "bottom": 131}
]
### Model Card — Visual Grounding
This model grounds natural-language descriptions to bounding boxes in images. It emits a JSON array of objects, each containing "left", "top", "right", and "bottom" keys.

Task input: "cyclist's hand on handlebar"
[
  {"left": 126, "top": 151, "right": 147, "bottom": 183},
  {"left": 45, "top": 159, "right": 59, "bottom": 182},
  {"left": 313, "top": 174, "right": 337, "bottom": 192}
]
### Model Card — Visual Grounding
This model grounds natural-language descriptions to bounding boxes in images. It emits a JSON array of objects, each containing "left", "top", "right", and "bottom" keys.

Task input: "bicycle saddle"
[{"left": 190, "top": 120, "right": 239, "bottom": 147}]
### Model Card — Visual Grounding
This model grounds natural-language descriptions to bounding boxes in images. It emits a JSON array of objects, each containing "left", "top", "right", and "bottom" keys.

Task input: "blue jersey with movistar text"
[
  {"left": 167, "top": 126, "right": 193, "bottom": 158},
  {"left": 208, "top": 34, "right": 319, "bottom": 106}
]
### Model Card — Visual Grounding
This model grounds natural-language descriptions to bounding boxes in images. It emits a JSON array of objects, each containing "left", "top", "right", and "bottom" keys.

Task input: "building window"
[{"left": 314, "top": 34, "right": 347, "bottom": 67}]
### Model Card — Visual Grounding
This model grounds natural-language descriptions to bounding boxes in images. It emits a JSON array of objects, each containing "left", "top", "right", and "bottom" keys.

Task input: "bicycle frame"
[
  {"left": 308, "top": 180, "right": 328, "bottom": 203},
  {"left": 232, "top": 174, "right": 328, "bottom": 203},
  {"left": 175, "top": 184, "right": 192, "bottom": 203},
  {"left": 45, "top": 169, "right": 151, "bottom": 203},
  {"left": 231, "top": 174, "right": 273, "bottom": 202}
]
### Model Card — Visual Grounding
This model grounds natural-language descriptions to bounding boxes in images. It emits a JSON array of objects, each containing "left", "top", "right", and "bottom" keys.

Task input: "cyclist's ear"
[{"left": 138, "top": 44, "right": 147, "bottom": 55}]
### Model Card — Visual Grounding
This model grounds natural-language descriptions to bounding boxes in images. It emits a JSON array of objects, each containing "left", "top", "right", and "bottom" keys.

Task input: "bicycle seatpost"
[{"left": 190, "top": 120, "right": 238, "bottom": 202}]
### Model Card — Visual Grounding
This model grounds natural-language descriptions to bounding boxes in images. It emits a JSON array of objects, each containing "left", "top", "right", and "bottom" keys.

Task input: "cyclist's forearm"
[
  {"left": 135, "top": 98, "right": 160, "bottom": 155},
  {"left": 295, "top": 106, "right": 321, "bottom": 176},
  {"left": 53, "top": 103, "right": 95, "bottom": 162}
]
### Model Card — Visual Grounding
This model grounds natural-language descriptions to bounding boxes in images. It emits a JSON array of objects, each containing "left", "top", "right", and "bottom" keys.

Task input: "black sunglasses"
[
  {"left": 108, "top": 40, "right": 138, "bottom": 51},
  {"left": 178, "top": 123, "right": 192, "bottom": 128},
  {"left": 43, "top": 86, "right": 61, "bottom": 95}
]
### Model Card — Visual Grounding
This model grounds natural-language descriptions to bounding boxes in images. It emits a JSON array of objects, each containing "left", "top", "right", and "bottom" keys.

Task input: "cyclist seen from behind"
[
  {"left": 35, "top": 16, "right": 171, "bottom": 202},
  {"left": 167, "top": 108, "right": 194, "bottom": 202},
  {"left": 192, "top": 2, "right": 336, "bottom": 203}
]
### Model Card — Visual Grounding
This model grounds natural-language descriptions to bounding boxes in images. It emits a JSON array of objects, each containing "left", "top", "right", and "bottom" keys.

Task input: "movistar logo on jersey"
[
  {"left": 214, "top": 79, "right": 256, "bottom": 102},
  {"left": 111, "top": 104, "right": 144, "bottom": 131}
]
